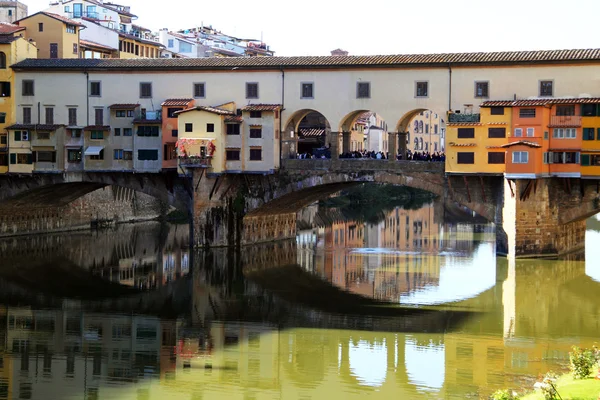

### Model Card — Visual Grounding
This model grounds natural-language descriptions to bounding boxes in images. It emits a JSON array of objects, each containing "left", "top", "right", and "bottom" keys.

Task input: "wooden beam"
[
  {"left": 479, "top": 176, "right": 487, "bottom": 203},
  {"left": 463, "top": 176, "right": 471, "bottom": 203},
  {"left": 194, "top": 168, "right": 205, "bottom": 192},
  {"left": 208, "top": 175, "right": 220, "bottom": 200},
  {"left": 509, "top": 180, "right": 515, "bottom": 198}
]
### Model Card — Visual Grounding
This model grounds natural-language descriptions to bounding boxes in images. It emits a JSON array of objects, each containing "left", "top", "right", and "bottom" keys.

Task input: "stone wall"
[{"left": 0, "top": 186, "right": 167, "bottom": 237}]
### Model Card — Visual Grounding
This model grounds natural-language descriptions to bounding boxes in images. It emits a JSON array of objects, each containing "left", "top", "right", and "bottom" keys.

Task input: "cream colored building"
[
  {"left": 0, "top": 0, "right": 27, "bottom": 24},
  {"left": 408, "top": 110, "right": 445, "bottom": 153}
]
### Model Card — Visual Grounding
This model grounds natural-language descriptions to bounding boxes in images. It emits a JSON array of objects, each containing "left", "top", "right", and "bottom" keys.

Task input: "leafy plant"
[
  {"left": 490, "top": 389, "right": 519, "bottom": 400},
  {"left": 569, "top": 346, "right": 598, "bottom": 379},
  {"left": 534, "top": 372, "right": 559, "bottom": 400}
]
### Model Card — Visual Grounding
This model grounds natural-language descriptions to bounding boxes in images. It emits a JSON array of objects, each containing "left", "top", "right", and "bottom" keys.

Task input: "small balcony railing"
[
  {"left": 549, "top": 115, "right": 582, "bottom": 127},
  {"left": 448, "top": 113, "right": 480, "bottom": 123},
  {"left": 179, "top": 156, "right": 212, "bottom": 168}
]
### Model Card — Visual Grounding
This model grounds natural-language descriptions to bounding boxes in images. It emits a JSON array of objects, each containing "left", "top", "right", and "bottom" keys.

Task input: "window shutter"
[
  {"left": 597, "top": 128, "right": 600, "bottom": 140},
  {"left": 28, "top": 152, "right": 34, "bottom": 164},
  {"left": 164, "top": 144, "right": 168, "bottom": 160},
  {"left": 9, "top": 153, "right": 15, "bottom": 164},
  {"left": 51, "top": 152, "right": 56, "bottom": 163},
  {"left": 581, "top": 154, "right": 590, "bottom": 166}
]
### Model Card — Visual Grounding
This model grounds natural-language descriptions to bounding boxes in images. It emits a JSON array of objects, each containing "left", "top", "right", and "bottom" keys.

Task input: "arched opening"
[
  {"left": 283, "top": 109, "right": 331, "bottom": 159},
  {"left": 339, "top": 110, "right": 390, "bottom": 159},
  {"left": 0, "top": 52, "right": 6, "bottom": 69},
  {"left": 396, "top": 109, "right": 446, "bottom": 161}
]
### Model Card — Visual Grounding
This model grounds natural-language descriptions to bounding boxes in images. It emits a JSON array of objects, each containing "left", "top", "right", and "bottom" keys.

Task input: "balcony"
[
  {"left": 179, "top": 156, "right": 212, "bottom": 168},
  {"left": 549, "top": 115, "right": 582, "bottom": 127},
  {"left": 66, "top": 11, "right": 99, "bottom": 19},
  {"left": 448, "top": 113, "right": 480, "bottom": 123}
]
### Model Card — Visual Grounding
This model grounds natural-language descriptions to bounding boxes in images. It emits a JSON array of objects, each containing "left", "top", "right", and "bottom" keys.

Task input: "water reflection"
[{"left": 0, "top": 196, "right": 598, "bottom": 399}]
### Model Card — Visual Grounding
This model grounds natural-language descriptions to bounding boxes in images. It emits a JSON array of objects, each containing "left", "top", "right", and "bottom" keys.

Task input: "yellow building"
[
  {"left": 16, "top": 11, "right": 84, "bottom": 59},
  {"left": 409, "top": 110, "right": 445, "bottom": 153},
  {"left": 0, "top": 35, "right": 37, "bottom": 174},
  {"left": 118, "top": 32, "right": 163, "bottom": 59},
  {"left": 445, "top": 106, "right": 511, "bottom": 175},
  {"left": 580, "top": 103, "right": 600, "bottom": 178}
]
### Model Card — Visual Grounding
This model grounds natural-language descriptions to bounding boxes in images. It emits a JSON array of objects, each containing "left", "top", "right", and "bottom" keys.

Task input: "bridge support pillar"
[
  {"left": 341, "top": 131, "right": 351, "bottom": 154},
  {"left": 387, "top": 131, "right": 397, "bottom": 161},
  {"left": 397, "top": 132, "right": 408, "bottom": 159},
  {"left": 327, "top": 131, "right": 340, "bottom": 160}
]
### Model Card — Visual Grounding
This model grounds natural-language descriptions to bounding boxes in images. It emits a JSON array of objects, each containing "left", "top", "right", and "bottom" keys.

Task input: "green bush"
[
  {"left": 491, "top": 389, "right": 519, "bottom": 400},
  {"left": 569, "top": 346, "right": 597, "bottom": 379},
  {"left": 539, "top": 372, "right": 559, "bottom": 400}
]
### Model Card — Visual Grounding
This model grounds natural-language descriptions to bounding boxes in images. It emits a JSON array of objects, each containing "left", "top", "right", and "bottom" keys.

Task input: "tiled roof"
[
  {"left": 242, "top": 104, "right": 282, "bottom": 111},
  {"left": 175, "top": 106, "right": 234, "bottom": 116},
  {"left": 487, "top": 122, "right": 507, "bottom": 125},
  {"left": 0, "top": 22, "right": 25, "bottom": 34},
  {"left": 80, "top": 39, "right": 116, "bottom": 52},
  {"left": 117, "top": 30, "right": 164, "bottom": 47},
  {"left": 133, "top": 119, "right": 161, "bottom": 124},
  {"left": 448, "top": 142, "right": 477, "bottom": 147},
  {"left": 225, "top": 115, "right": 243, "bottom": 123},
  {"left": 17, "top": 12, "right": 85, "bottom": 27},
  {"left": 161, "top": 98, "right": 193, "bottom": 106},
  {"left": 0, "top": 35, "right": 18, "bottom": 44},
  {"left": 84, "top": 125, "right": 111, "bottom": 131},
  {"left": 300, "top": 129, "right": 325, "bottom": 138},
  {"left": 501, "top": 141, "right": 541, "bottom": 148},
  {"left": 6, "top": 124, "right": 65, "bottom": 130},
  {"left": 108, "top": 103, "right": 139, "bottom": 109},
  {"left": 447, "top": 122, "right": 482, "bottom": 126},
  {"left": 482, "top": 97, "right": 600, "bottom": 107},
  {"left": 13, "top": 48, "right": 600, "bottom": 71}
]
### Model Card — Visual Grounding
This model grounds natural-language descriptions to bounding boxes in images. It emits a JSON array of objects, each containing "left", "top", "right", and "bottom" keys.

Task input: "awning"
[
  {"left": 65, "top": 144, "right": 83, "bottom": 149},
  {"left": 84, "top": 146, "right": 104, "bottom": 156}
]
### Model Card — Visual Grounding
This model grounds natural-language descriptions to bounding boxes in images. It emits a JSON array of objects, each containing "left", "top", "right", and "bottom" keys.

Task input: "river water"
[{"left": 0, "top": 185, "right": 598, "bottom": 400}]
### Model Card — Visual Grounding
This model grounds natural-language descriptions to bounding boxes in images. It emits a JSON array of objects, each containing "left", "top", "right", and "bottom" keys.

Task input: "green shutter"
[
  {"left": 14, "top": 131, "right": 20, "bottom": 141},
  {"left": 581, "top": 154, "right": 590, "bottom": 166},
  {"left": 597, "top": 128, "right": 600, "bottom": 141},
  {"left": 26, "top": 153, "right": 32, "bottom": 164},
  {"left": 9, "top": 153, "right": 15, "bottom": 164}
]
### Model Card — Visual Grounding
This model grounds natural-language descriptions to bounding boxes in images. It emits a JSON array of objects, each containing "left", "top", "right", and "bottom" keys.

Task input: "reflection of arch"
[
  {"left": 282, "top": 333, "right": 327, "bottom": 389},
  {"left": 349, "top": 339, "right": 388, "bottom": 387},
  {"left": 404, "top": 336, "right": 445, "bottom": 391},
  {"left": 0, "top": 52, "right": 6, "bottom": 69}
]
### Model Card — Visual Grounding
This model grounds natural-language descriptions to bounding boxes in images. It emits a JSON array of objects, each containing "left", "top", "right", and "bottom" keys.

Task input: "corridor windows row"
[
  {"left": 514, "top": 128, "right": 536, "bottom": 137},
  {"left": 581, "top": 154, "right": 600, "bottom": 166},
  {"left": 543, "top": 151, "right": 579, "bottom": 164},
  {"left": 225, "top": 148, "right": 263, "bottom": 161},
  {"left": 552, "top": 128, "right": 576, "bottom": 139},
  {"left": 455, "top": 151, "right": 508, "bottom": 165},
  {"left": 583, "top": 128, "right": 600, "bottom": 140}
]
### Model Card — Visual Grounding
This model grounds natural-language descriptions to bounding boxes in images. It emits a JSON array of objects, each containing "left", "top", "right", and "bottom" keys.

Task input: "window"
[
  {"left": 301, "top": 82, "right": 314, "bottom": 99},
  {"left": 68, "top": 108, "right": 77, "bottom": 125},
  {"left": 185, "top": 123, "right": 192, "bottom": 132},
  {"left": 67, "top": 149, "right": 82, "bottom": 162},
  {"left": 249, "top": 111, "right": 262, "bottom": 119},
  {"left": 114, "top": 128, "right": 121, "bottom": 136},
  {"left": 140, "top": 82, "right": 152, "bottom": 98},
  {"left": 69, "top": 128, "right": 82, "bottom": 138},
  {"left": 490, "top": 107, "right": 504, "bottom": 115},
  {"left": 38, "top": 23, "right": 43, "bottom": 32},
  {"left": 36, "top": 131, "right": 50, "bottom": 140},
  {"left": 22, "top": 107, "right": 31, "bottom": 123},
  {"left": 164, "top": 143, "right": 177, "bottom": 160},
  {"left": 36, "top": 151, "right": 55, "bottom": 162},
  {"left": 0, "top": 52, "right": 7, "bottom": 69},
  {"left": 249, "top": 148, "right": 262, "bottom": 160},
  {"left": 172, "top": 129, "right": 178, "bottom": 137},
  {"left": 123, "top": 128, "right": 132, "bottom": 136},
  {"left": 206, "top": 123, "right": 214, "bottom": 132},
  {"left": 457, "top": 128, "right": 475, "bottom": 138},
  {"left": 193, "top": 82, "right": 205, "bottom": 98},
  {"left": 526, "top": 127, "right": 535, "bottom": 137},
  {"left": 488, "top": 152, "right": 505, "bottom": 164},
  {"left": 123, "top": 150, "right": 133, "bottom": 160},
  {"left": 552, "top": 128, "right": 576, "bottom": 139},
  {"left": 137, "top": 149, "right": 159, "bottom": 161},
  {"left": 89, "top": 149, "right": 104, "bottom": 160},
  {"left": 0, "top": 81, "right": 10, "bottom": 97},
  {"left": 249, "top": 127, "right": 262, "bottom": 138},
  {"left": 226, "top": 149, "right": 240, "bottom": 161},
  {"left": 357, "top": 82, "right": 370, "bottom": 98},
  {"left": 226, "top": 124, "right": 240, "bottom": 135},
  {"left": 114, "top": 149, "right": 124, "bottom": 160},
  {"left": 89, "top": 81, "right": 101, "bottom": 96},
  {"left": 519, "top": 109, "right": 536, "bottom": 118},
  {"left": 555, "top": 105, "right": 575, "bottom": 116},
  {"left": 488, "top": 127, "right": 506, "bottom": 138},
  {"left": 415, "top": 81, "right": 428, "bottom": 97},
  {"left": 45, "top": 107, "right": 54, "bottom": 125},
  {"left": 564, "top": 152, "right": 579, "bottom": 164},
  {"left": 90, "top": 130, "right": 103, "bottom": 140},
  {"left": 13, "top": 130, "right": 28, "bottom": 141},
  {"left": 72, "top": 43, "right": 78, "bottom": 55},
  {"left": 582, "top": 104, "right": 598, "bottom": 117},
  {"left": 167, "top": 108, "right": 182, "bottom": 118},
  {"left": 581, "top": 154, "right": 600, "bottom": 166},
  {"left": 64, "top": 5, "right": 70, "bottom": 12},
  {"left": 15, "top": 153, "right": 31, "bottom": 164},
  {"left": 94, "top": 108, "right": 103, "bottom": 125},
  {"left": 137, "top": 126, "right": 159, "bottom": 136},
  {"left": 0, "top": 112, "right": 5, "bottom": 123},
  {"left": 168, "top": 39, "right": 174, "bottom": 48},
  {"left": 22, "top": 80, "right": 34, "bottom": 96},
  {"left": 475, "top": 81, "right": 489, "bottom": 98},
  {"left": 0, "top": 134, "right": 6, "bottom": 145},
  {"left": 583, "top": 128, "right": 595, "bottom": 140},
  {"left": 457, "top": 152, "right": 475, "bottom": 164},
  {"left": 115, "top": 110, "right": 126, "bottom": 117},
  {"left": 514, "top": 128, "right": 523, "bottom": 137},
  {"left": 539, "top": 80, "right": 553, "bottom": 97},
  {"left": 66, "top": 24, "right": 77, "bottom": 34},
  {"left": 246, "top": 82, "right": 258, "bottom": 99},
  {"left": 512, "top": 151, "right": 529, "bottom": 164}
]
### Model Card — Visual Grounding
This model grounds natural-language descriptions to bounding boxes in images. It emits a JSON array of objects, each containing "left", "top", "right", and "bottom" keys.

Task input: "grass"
[{"left": 520, "top": 372, "right": 600, "bottom": 400}]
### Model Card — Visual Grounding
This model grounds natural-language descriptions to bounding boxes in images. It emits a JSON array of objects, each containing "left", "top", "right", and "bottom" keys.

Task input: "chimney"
[{"left": 331, "top": 49, "right": 349, "bottom": 56}]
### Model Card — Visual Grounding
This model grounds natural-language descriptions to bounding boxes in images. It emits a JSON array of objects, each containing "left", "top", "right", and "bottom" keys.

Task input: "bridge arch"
[
  {"left": 396, "top": 108, "right": 447, "bottom": 155},
  {"left": 283, "top": 108, "right": 332, "bottom": 158},
  {"left": 338, "top": 110, "right": 391, "bottom": 155}
]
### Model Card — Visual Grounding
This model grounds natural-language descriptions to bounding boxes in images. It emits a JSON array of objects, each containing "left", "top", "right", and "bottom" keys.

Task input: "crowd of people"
[{"left": 295, "top": 148, "right": 445, "bottom": 162}]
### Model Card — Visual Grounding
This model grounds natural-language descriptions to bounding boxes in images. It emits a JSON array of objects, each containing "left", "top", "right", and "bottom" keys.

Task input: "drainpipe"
[
  {"left": 37, "top": 101, "right": 40, "bottom": 124},
  {"left": 279, "top": 66, "right": 285, "bottom": 167},
  {"left": 84, "top": 70, "right": 89, "bottom": 125},
  {"left": 447, "top": 63, "right": 452, "bottom": 112}
]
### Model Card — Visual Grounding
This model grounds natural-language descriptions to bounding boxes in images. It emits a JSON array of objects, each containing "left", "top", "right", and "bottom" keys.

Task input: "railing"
[
  {"left": 66, "top": 11, "right": 99, "bottom": 19},
  {"left": 179, "top": 157, "right": 212, "bottom": 168},
  {"left": 549, "top": 115, "right": 582, "bottom": 127},
  {"left": 448, "top": 113, "right": 481, "bottom": 123}
]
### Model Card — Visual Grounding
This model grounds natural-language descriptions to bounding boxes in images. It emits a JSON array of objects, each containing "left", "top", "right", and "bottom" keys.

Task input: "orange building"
[{"left": 161, "top": 98, "right": 194, "bottom": 170}]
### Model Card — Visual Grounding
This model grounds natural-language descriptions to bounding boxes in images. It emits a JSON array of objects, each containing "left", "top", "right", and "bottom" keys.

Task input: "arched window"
[
  {"left": 413, "top": 120, "right": 418, "bottom": 132},
  {"left": 0, "top": 52, "right": 6, "bottom": 69},
  {"left": 414, "top": 138, "right": 419, "bottom": 150},
  {"left": 418, "top": 121, "right": 424, "bottom": 133},
  {"left": 419, "top": 138, "right": 423, "bottom": 150},
  {"left": 425, "top": 142, "right": 429, "bottom": 151}
]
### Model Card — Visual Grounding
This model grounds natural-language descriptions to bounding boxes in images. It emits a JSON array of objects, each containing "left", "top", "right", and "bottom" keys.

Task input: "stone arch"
[
  {"left": 338, "top": 110, "right": 391, "bottom": 155},
  {"left": 282, "top": 108, "right": 332, "bottom": 159}
]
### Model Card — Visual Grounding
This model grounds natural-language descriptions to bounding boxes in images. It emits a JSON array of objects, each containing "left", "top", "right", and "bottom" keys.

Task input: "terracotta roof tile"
[
  {"left": 446, "top": 122, "right": 482, "bottom": 126},
  {"left": 225, "top": 115, "right": 243, "bottom": 123},
  {"left": 482, "top": 97, "right": 600, "bottom": 107},
  {"left": 161, "top": 98, "right": 194, "bottom": 106},
  {"left": 0, "top": 22, "right": 25, "bottom": 35},
  {"left": 84, "top": 125, "right": 111, "bottom": 131},
  {"left": 108, "top": 103, "right": 139, "bottom": 109},
  {"left": 13, "top": 48, "right": 600, "bottom": 71},
  {"left": 242, "top": 104, "right": 282, "bottom": 111},
  {"left": 17, "top": 12, "right": 85, "bottom": 27},
  {"left": 448, "top": 142, "right": 477, "bottom": 147},
  {"left": 6, "top": 124, "right": 65, "bottom": 130},
  {"left": 80, "top": 39, "right": 116, "bottom": 52},
  {"left": 175, "top": 106, "right": 234, "bottom": 116}
]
